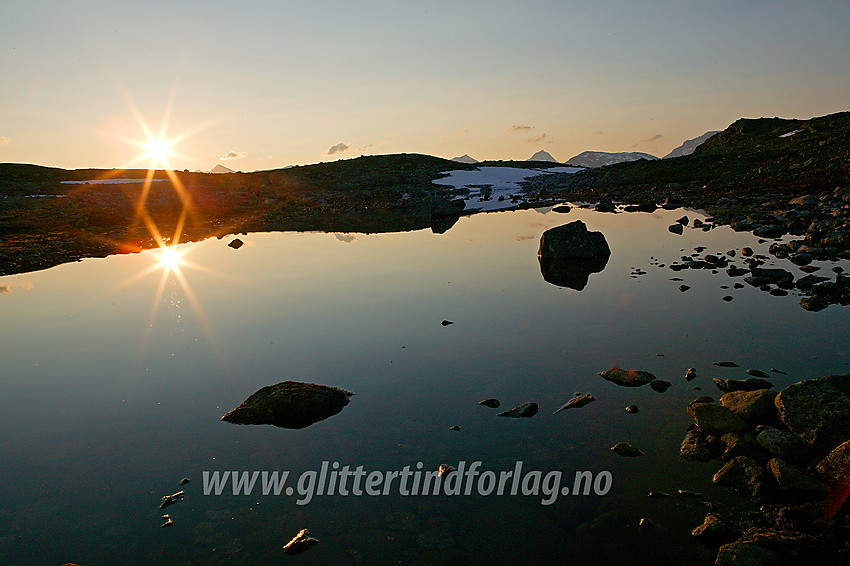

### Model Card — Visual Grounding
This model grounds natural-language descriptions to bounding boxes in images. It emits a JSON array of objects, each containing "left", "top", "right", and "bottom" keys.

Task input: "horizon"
[{"left": 2, "top": 2, "right": 849, "bottom": 172}]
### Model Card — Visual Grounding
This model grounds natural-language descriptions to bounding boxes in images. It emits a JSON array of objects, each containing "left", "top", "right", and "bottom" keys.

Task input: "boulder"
[
  {"left": 755, "top": 428, "right": 812, "bottom": 464},
  {"left": 815, "top": 439, "right": 850, "bottom": 486},
  {"left": 713, "top": 456, "right": 769, "bottom": 497},
  {"left": 538, "top": 221, "right": 611, "bottom": 290},
  {"left": 680, "top": 427, "right": 718, "bottom": 461},
  {"left": 691, "top": 513, "right": 740, "bottom": 543},
  {"left": 600, "top": 367, "right": 655, "bottom": 387},
  {"left": 774, "top": 375, "right": 850, "bottom": 456},
  {"left": 222, "top": 381, "right": 354, "bottom": 429},
  {"left": 767, "top": 458, "right": 827, "bottom": 493},
  {"left": 553, "top": 393, "right": 594, "bottom": 413},
  {"left": 538, "top": 220, "right": 611, "bottom": 261},
  {"left": 688, "top": 402, "right": 750, "bottom": 435},
  {"left": 720, "top": 389, "right": 778, "bottom": 425}
]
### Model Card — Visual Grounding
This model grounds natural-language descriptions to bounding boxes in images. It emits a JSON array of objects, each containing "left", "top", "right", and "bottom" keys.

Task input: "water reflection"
[{"left": 538, "top": 255, "right": 610, "bottom": 290}]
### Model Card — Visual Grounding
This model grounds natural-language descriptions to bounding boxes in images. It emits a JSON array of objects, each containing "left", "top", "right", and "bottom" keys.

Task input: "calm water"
[{"left": 1, "top": 206, "right": 848, "bottom": 565}]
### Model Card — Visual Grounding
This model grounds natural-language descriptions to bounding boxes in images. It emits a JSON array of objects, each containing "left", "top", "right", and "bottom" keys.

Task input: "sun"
[
  {"left": 157, "top": 245, "right": 185, "bottom": 273},
  {"left": 142, "top": 135, "right": 175, "bottom": 168}
]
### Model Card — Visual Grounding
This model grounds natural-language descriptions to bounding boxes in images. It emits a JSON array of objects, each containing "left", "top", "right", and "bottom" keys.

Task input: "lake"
[{"left": 1, "top": 204, "right": 848, "bottom": 565}]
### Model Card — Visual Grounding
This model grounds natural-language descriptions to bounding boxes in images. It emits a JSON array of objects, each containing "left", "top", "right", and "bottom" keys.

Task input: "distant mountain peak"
[
  {"left": 451, "top": 154, "right": 479, "bottom": 164},
  {"left": 564, "top": 151, "right": 658, "bottom": 168},
  {"left": 210, "top": 164, "right": 235, "bottom": 174},
  {"left": 528, "top": 150, "right": 558, "bottom": 162},
  {"left": 663, "top": 131, "right": 720, "bottom": 159}
]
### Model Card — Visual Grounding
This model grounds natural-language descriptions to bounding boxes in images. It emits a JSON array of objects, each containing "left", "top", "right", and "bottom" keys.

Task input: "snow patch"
[
  {"left": 779, "top": 130, "right": 802, "bottom": 138},
  {"left": 434, "top": 166, "right": 581, "bottom": 211}
]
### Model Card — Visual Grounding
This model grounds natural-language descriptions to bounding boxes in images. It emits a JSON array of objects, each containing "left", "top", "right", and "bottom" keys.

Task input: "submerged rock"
[
  {"left": 713, "top": 378, "right": 774, "bottom": 393},
  {"left": 712, "top": 456, "right": 768, "bottom": 497},
  {"left": 497, "top": 402, "right": 538, "bottom": 418},
  {"left": 611, "top": 442, "right": 644, "bottom": 457},
  {"left": 553, "top": 393, "right": 595, "bottom": 413},
  {"left": 222, "top": 381, "right": 354, "bottom": 429},
  {"left": 438, "top": 464, "right": 456, "bottom": 478},
  {"left": 625, "top": 405, "right": 639, "bottom": 414},
  {"left": 685, "top": 367, "right": 698, "bottom": 381},
  {"left": 720, "top": 389, "right": 778, "bottom": 425},
  {"left": 283, "top": 529, "right": 319, "bottom": 555},
  {"left": 479, "top": 398, "right": 501, "bottom": 408},
  {"left": 688, "top": 402, "right": 749, "bottom": 435},
  {"left": 159, "top": 490, "right": 184, "bottom": 510},
  {"left": 650, "top": 379, "right": 672, "bottom": 393},
  {"left": 680, "top": 427, "right": 718, "bottom": 461},
  {"left": 691, "top": 513, "right": 740, "bottom": 543},
  {"left": 714, "top": 361, "right": 740, "bottom": 368},
  {"left": 599, "top": 367, "right": 656, "bottom": 387}
]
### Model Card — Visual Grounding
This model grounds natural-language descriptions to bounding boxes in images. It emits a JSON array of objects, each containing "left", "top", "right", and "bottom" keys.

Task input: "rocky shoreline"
[{"left": 675, "top": 374, "right": 850, "bottom": 565}]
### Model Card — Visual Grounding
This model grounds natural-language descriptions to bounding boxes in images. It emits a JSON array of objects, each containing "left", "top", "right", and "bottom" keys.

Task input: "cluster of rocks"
[
  {"left": 647, "top": 240, "right": 849, "bottom": 311},
  {"left": 678, "top": 374, "right": 850, "bottom": 564}
]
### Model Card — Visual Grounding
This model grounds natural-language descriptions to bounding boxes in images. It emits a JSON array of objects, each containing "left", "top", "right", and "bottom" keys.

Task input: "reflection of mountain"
[{"left": 538, "top": 255, "right": 610, "bottom": 291}]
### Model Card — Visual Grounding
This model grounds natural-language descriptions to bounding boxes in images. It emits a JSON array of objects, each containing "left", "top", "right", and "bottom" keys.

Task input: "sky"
[{"left": 1, "top": 1, "right": 849, "bottom": 172}]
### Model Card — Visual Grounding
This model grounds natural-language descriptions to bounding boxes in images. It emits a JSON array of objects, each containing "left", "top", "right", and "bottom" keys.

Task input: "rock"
[
  {"left": 712, "top": 456, "right": 769, "bottom": 497},
  {"left": 553, "top": 205, "right": 571, "bottom": 213},
  {"left": 479, "top": 398, "right": 501, "bottom": 408},
  {"left": 159, "top": 490, "right": 184, "bottom": 510},
  {"left": 625, "top": 405, "right": 639, "bottom": 414},
  {"left": 692, "top": 396, "right": 715, "bottom": 404},
  {"left": 714, "top": 539, "right": 781, "bottom": 566},
  {"left": 685, "top": 368, "right": 698, "bottom": 381},
  {"left": 638, "top": 518, "right": 654, "bottom": 528},
  {"left": 726, "top": 265, "right": 749, "bottom": 277},
  {"left": 438, "top": 464, "right": 456, "bottom": 478},
  {"left": 720, "top": 389, "right": 778, "bottom": 425},
  {"left": 228, "top": 238, "right": 244, "bottom": 249},
  {"left": 677, "top": 489, "right": 703, "bottom": 497},
  {"left": 538, "top": 220, "right": 611, "bottom": 261},
  {"left": 449, "top": 425, "right": 461, "bottom": 431},
  {"left": 691, "top": 513, "right": 740, "bottom": 543},
  {"left": 746, "top": 369, "right": 769, "bottom": 378},
  {"left": 755, "top": 428, "right": 812, "bottom": 464},
  {"left": 441, "top": 319, "right": 454, "bottom": 326},
  {"left": 537, "top": 221, "right": 611, "bottom": 290},
  {"left": 688, "top": 403, "right": 749, "bottom": 435},
  {"left": 647, "top": 491, "right": 670, "bottom": 498},
  {"left": 611, "top": 442, "right": 644, "bottom": 457},
  {"left": 677, "top": 215, "right": 690, "bottom": 225},
  {"left": 679, "top": 285, "right": 690, "bottom": 292},
  {"left": 767, "top": 458, "right": 827, "bottom": 493},
  {"left": 221, "top": 381, "right": 354, "bottom": 429},
  {"left": 650, "top": 379, "right": 672, "bottom": 393},
  {"left": 668, "top": 223, "right": 684, "bottom": 235},
  {"left": 180, "top": 477, "right": 190, "bottom": 485},
  {"left": 748, "top": 267, "right": 794, "bottom": 286},
  {"left": 720, "top": 433, "right": 760, "bottom": 461},
  {"left": 740, "top": 247, "right": 754, "bottom": 257},
  {"left": 594, "top": 200, "right": 615, "bottom": 213},
  {"left": 714, "top": 378, "right": 774, "bottom": 393},
  {"left": 553, "top": 393, "right": 595, "bottom": 413},
  {"left": 599, "top": 367, "right": 656, "bottom": 387},
  {"left": 497, "top": 402, "right": 538, "bottom": 418},
  {"left": 714, "top": 361, "right": 740, "bottom": 368},
  {"left": 680, "top": 427, "right": 718, "bottom": 461},
  {"left": 282, "top": 529, "right": 319, "bottom": 555},
  {"left": 774, "top": 375, "right": 850, "bottom": 456},
  {"left": 722, "top": 295, "right": 734, "bottom": 302},
  {"left": 815, "top": 439, "right": 850, "bottom": 486},
  {"left": 161, "top": 518, "right": 173, "bottom": 528}
]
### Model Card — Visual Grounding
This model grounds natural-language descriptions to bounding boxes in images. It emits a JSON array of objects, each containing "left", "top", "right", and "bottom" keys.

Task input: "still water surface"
[{"left": 1, "top": 206, "right": 848, "bottom": 565}]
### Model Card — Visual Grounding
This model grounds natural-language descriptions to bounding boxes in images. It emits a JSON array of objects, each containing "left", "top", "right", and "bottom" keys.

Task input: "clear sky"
[{"left": 2, "top": 1, "right": 848, "bottom": 171}]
